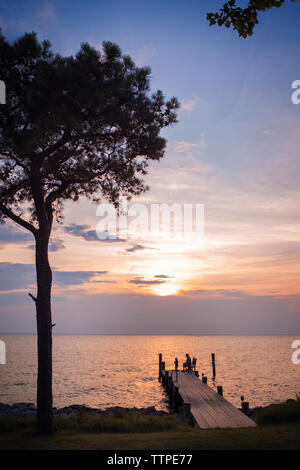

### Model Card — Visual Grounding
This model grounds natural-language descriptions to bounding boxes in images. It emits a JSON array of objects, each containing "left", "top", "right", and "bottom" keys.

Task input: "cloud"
[
  {"left": 0, "top": 262, "right": 108, "bottom": 291},
  {"left": 49, "top": 239, "right": 65, "bottom": 252},
  {"left": 175, "top": 135, "right": 207, "bottom": 154},
  {"left": 126, "top": 244, "right": 152, "bottom": 253},
  {"left": 154, "top": 274, "right": 173, "bottom": 279},
  {"left": 183, "top": 288, "right": 251, "bottom": 299},
  {"left": 0, "top": 224, "right": 64, "bottom": 251},
  {"left": 128, "top": 277, "right": 165, "bottom": 286},
  {"left": 0, "top": 263, "right": 36, "bottom": 291},
  {"left": 54, "top": 270, "right": 108, "bottom": 286},
  {"left": 174, "top": 141, "right": 198, "bottom": 153},
  {"left": 64, "top": 223, "right": 124, "bottom": 242},
  {"left": 0, "top": 224, "right": 33, "bottom": 245},
  {"left": 28, "top": 238, "right": 65, "bottom": 252},
  {"left": 181, "top": 98, "right": 197, "bottom": 111}
]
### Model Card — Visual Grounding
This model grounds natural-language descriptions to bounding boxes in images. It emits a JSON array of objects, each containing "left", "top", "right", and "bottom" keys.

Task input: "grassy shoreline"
[
  {"left": 1, "top": 399, "right": 300, "bottom": 450},
  {"left": 1, "top": 423, "right": 300, "bottom": 450}
]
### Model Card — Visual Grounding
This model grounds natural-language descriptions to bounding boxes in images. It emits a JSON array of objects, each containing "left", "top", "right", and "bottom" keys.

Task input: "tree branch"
[
  {"left": 37, "top": 130, "right": 71, "bottom": 161},
  {"left": 28, "top": 292, "right": 37, "bottom": 303},
  {"left": 0, "top": 202, "right": 38, "bottom": 235}
]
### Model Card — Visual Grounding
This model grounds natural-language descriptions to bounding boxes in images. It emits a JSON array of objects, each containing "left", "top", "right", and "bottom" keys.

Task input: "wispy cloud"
[
  {"left": 0, "top": 224, "right": 33, "bottom": 245},
  {"left": 182, "top": 288, "right": 251, "bottom": 299},
  {"left": 175, "top": 141, "right": 198, "bottom": 153},
  {"left": 154, "top": 274, "right": 173, "bottom": 279},
  {"left": 134, "top": 46, "right": 156, "bottom": 66},
  {"left": 180, "top": 97, "right": 199, "bottom": 111},
  {"left": 0, "top": 262, "right": 108, "bottom": 291},
  {"left": 128, "top": 277, "right": 165, "bottom": 286},
  {"left": 64, "top": 223, "right": 124, "bottom": 242},
  {"left": 28, "top": 238, "right": 65, "bottom": 252},
  {"left": 54, "top": 269, "right": 108, "bottom": 286},
  {"left": 125, "top": 244, "right": 154, "bottom": 253},
  {"left": 175, "top": 135, "right": 207, "bottom": 154}
]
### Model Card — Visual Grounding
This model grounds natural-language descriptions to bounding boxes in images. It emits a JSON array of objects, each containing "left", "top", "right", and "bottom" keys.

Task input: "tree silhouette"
[
  {"left": 207, "top": 0, "right": 299, "bottom": 38},
  {"left": 0, "top": 32, "right": 179, "bottom": 435}
]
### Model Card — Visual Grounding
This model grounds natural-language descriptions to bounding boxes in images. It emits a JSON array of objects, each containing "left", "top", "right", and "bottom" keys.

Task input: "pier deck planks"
[{"left": 165, "top": 370, "right": 256, "bottom": 429}]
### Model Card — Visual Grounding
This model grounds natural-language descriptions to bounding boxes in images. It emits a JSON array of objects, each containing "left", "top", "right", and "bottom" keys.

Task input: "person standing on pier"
[
  {"left": 174, "top": 357, "right": 178, "bottom": 370},
  {"left": 183, "top": 353, "right": 192, "bottom": 371}
]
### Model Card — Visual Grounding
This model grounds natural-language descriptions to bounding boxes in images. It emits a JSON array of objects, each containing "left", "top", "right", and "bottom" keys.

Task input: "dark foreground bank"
[
  {"left": 2, "top": 396, "right": 300, "bottom": 423},
  {"left": 0, "top": 403, "right": 169, "bottom": 418},
  {"left": 1, "top": 398, "right": 300, "bottom": 450},
  {"left": 1, "top": 424, "right": 300, "bottom": 450}
]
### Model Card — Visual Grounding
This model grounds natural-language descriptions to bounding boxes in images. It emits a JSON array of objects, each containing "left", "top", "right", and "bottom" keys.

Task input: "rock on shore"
[{"left": 0, "top": 402, "right": 169, "bottom": 419}]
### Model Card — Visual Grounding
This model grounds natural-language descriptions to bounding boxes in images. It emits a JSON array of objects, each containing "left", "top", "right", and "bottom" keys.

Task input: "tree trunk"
[{"left": 35, "top": 231, "right": 53, "bottom": 435}]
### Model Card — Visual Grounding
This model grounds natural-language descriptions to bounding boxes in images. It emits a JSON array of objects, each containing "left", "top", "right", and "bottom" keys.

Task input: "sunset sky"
[{"left": 1, "top": 0, "right": 300, "bottom": 334}]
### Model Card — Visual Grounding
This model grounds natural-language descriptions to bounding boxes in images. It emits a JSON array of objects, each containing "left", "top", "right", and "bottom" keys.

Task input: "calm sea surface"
[{"left": 0, "top": 335, "right": 299, "bottom": 410}]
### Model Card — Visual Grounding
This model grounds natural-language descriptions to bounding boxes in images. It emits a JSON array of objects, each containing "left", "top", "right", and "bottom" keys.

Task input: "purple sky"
[{"left": 1, "top": 1, "right": 300, "bottom": 333}]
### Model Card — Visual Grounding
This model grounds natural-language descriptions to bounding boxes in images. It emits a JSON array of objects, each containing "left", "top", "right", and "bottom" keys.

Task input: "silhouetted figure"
[
  {"left": 183, "top": 353, "right": 192, "bottom": 371},
  {"left": 174, "top": 357, "right": 178, "bottom": 370}
]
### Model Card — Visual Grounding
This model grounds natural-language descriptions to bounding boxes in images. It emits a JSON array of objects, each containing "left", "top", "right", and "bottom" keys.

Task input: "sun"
[{"left": 153, "top": 284, "right": 180, "bottom": 296}]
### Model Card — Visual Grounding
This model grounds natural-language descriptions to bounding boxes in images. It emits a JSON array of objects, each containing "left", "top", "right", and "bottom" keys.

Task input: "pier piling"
[
  {"left": 211, "top": 353, "right": 216, "bottom": 378},
  {"left": 158, "top": 353, "right": 162, "bottom": 380},
  {"left": 173, "top": 385, "right": 180, "bottom": 410},
  {"left": 184, "top": 402, "right": 191, "bottom": 418}
]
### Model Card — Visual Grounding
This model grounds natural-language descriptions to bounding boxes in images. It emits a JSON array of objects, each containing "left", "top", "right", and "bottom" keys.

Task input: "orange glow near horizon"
[{"left": 152, "top": 284, "right": 180, "bottom": 296}]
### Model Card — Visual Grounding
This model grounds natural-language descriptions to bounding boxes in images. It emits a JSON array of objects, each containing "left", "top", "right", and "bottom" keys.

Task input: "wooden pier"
[{"left": 159, "top": 355, "right": 256, "bottom": 429}]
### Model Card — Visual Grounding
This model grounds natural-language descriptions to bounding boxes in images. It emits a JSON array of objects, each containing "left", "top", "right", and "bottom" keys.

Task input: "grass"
[
  {"left": 1, "top": 424, "right": 300, "bottom": 450},
  {"left": 54, "top": 410, "right": 182, "bottom": 433},
  {"left": 255, "top": 398, "right": 300, "bottom": 425},
  {"left": 2, "top": 400, "right": 300, "bottom": 450},
  {"left": 0, "top": 410, "right": 183, "bottom": 434}
]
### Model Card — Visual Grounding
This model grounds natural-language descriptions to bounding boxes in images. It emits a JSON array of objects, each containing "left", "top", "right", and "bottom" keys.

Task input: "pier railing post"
[
  {"left": 217, "top": 385, "right": 223, "bottom": 396},
  {"left": 211, "top": 353, "right": 216, "bottom": 378},
  {"left": 161, "top": 362, "right": 165, "bottom": 386},
  {"left": 184, "top": 403, "right": 191, "bottom": 416},
  {"left": 167, "top": 375, "right": 173, "bottom": 395},
  {"left": 158, "top": 353, "right": 162, "bottom": 381},
  {"left": 164, "top": 370, "right": 169, "bottom": 390},
  {"left": 184, "top": 403, "right": 194, "bottom": 426},
  {"left": 173, "top": 386, "right": 180, "bottom": 410}
]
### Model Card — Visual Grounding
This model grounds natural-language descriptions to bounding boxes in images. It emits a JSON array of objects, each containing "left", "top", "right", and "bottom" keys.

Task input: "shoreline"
[
  {"left": 2, "top": 399, "right": 296, "bottom": 422},
  {"left": 0, "top": 402, "right": 170, "bottom": 418}
]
